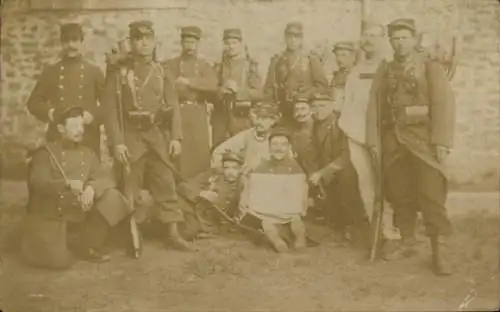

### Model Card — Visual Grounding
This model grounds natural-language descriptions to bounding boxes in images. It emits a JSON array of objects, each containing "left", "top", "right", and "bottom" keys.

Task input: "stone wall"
[{"left": 1, "top": 0, "right": 499, "bottom": 185}]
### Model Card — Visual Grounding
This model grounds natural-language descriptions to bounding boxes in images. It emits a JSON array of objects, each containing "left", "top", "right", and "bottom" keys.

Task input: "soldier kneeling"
[
  {"left": 22, "top": 106, "right": 132, "bottom": 270},
  {"left": 239, "top": 126, "right": 308, "bottom": 253}
]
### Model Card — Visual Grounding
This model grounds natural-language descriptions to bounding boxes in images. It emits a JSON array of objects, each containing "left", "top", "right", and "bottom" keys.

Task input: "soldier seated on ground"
[
  {"left": 238, "top": 126, "right": 308, "bottom": 253},
  {"left": 22, "top": 106, "right": 132, "bottom": 270}
]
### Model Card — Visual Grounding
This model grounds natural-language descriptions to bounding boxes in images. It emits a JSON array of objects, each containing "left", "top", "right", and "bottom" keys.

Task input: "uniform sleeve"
[
  {"left": 102, "top": 69, "right": 124, "bottom": 146},
  {"left": 263, "top": 55, "right": 278, "bottom": 101},
  {"left": 86, "top": 149, "right": 115, "bottom": 198},
  {"left": 426, "top": 61, "right": 455, "bottom": 148},
  {"left": 319, "top": 127, "right": 350, "bottom": 185},
  {"left": 211, "top": 131, "right": 247, "bottom": 169},
  {"left": 29, "top": 148, "right": 67, "bottom": 198},
  {"left": 365, "top": 61, "right": 387, "bottom": 149},
  {"left": 188, "top": 60, "right": 218, "bottom": 92},
  {"left": 162, "top": 67, "right": 183, "bottom": 141},
  {"left": 26, "top": 64, "right": 55, "bottom": 123},
  {"left": 309, "top": 54, "right": 329, "bottom": 95}
]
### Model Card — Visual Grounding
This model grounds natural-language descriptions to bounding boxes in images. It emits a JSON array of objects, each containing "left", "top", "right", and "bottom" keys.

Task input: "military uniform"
[
  {"left": 263, "top": 22, "right": 328, "bottom": 125},
  {"left": 26, "top": 23, "right": 105, "bottom": 158},
  {"left": 163, "top": 26, "right": 218, "bottom": 179},
  {"left": 312, "top": 94, "right": 370, "bottom": 246},
  {"left": 22, "top": 107, "right": 131, "bottom": 270},
  {"left": 212, "top": 28, "right": 263, "bottom": 146},
  {"left": 331, "top": 41, "right": 356, "bottom": 113},
  {"left": 365, "top": 19, "right": 455, "bottom": 275},
  {"left": 103, "top": 22, "right": 186, "bottom": 234}
]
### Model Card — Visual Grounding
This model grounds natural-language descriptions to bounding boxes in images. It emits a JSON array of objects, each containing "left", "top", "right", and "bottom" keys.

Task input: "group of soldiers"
[{"left": 22, "top": 17, "right": 455, "bottom": 277}]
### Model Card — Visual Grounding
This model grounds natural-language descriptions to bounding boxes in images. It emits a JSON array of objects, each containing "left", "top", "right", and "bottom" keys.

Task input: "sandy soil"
[{"left": 0, "top": 181, "right": 498, "bottom": 312}]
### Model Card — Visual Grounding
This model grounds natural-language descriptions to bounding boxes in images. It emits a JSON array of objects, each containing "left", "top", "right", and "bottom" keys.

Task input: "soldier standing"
[
  {"left": 163, "top": 26, "right": 218, "bottom": 179},
  {"left": 103, "top": 21, "right": 196, "bottom": 251},
  {"left": 212, "top": 28, "right": 262, "bottom": 147},
  {"left": 330, "top": 41, "right": 356, "bottom": 114},
  {"left": 26, "top": 23, "right": 105, "bottom": 158},
  {"left": 263, "top": 22, "right": 328, "bottom": 126},
  {"left": 365, "top": 18, "right": 455, "bottom": 275}
]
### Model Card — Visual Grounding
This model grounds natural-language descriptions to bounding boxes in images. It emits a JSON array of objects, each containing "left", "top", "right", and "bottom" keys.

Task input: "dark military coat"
[
  {"left": 263, "top": 50, "right": 328, "bottom": 119},
  {"left": 26, "top": 56, "right": 105, "bottom": 155},
  {"left": 313, "top": 114, "right": 351, "bottom": 185},
  {"left": 365, "top": 55, "right": 455, "bottom": 175},
  {"left": 103, "top": 57, "right": 182, "bottom": 165},
  {"left": 163, "top": 55, "right": 218, "bottom": 178},
  {"left": 290, "top": 120, "right": 317, "bottom": 175}
]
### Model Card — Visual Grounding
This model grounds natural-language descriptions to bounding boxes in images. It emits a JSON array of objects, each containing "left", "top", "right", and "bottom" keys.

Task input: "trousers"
[
  {"left": 124, "top": 150, "right": 184, "bottom": 224},
  {"left": 383, "top": 140, "right": 451, "bottom": 237}
]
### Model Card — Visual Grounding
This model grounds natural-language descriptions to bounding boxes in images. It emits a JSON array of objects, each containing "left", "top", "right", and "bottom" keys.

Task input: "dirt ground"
[{"left": 0, "top": 181, "right": 499, "bottom": 312}]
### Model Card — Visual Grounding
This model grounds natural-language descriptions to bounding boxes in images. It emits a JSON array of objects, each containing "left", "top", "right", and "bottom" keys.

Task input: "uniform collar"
[
  {"left": 132, "top": 54, "right": 153, "bottom": 64},
  {"left": 61, "top": 54, "right": 83, "bottom": 64},
  {"left": 60, "top": 138, "right": 81, "bottom": 150}
]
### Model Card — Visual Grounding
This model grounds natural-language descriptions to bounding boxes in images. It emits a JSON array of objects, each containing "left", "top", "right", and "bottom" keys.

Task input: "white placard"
[{"left": 247, "top": 173, "right": 308, "bottom": 217}]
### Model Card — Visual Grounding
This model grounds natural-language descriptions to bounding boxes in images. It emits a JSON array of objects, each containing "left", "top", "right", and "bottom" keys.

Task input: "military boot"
[
  {"left": 430, "top": 235, "right": 452, "bottom": 276},
  {"left": 381, "top": 228, "right": 418, "bottom": 261},
  {"left": 166, "top": 222, "right": 198, "bottom": 252}
]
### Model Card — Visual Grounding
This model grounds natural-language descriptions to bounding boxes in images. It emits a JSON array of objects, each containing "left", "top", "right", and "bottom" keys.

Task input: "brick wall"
[{"left": 1, "top": 0, "right": 499, "bottom": 185}]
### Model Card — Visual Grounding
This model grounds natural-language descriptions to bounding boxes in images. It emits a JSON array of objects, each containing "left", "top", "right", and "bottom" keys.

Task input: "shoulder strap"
[{"left": 44, "top": 144, "right": 69, "bottom": 184}]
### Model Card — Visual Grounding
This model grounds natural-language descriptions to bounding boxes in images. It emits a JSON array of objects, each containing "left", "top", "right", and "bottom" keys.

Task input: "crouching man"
[
  {"left": 309, "top": 93, "right": 371, "bottom": 250},
  {"left": 239, "top": 126, "right": 308, "bottom": 253},
  {"left": 22, "top": 106, "right": 132, "bottom": 269}
]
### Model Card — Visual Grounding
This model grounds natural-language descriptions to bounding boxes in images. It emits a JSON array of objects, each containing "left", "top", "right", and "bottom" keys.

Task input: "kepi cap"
[
  {"left": 221, "top": 149, "right": 244, "bottom": 165},
  {"left": 387, "top": 18, "right": 417, "bottom": 34},
  {"left": 285, "top": 22, "right": 303, "bottom": 35},
  {"left": 269, "top": 125, "right": 291, "bottom": 142},
  {"left": 129, "top": 20, "right": 155, "bottom": 38},
  {"left": 223, "top": 28, "right": 242, "bottom": 40},
  {"left": 181, "top": 26, "right": 202, "bottom": 39},
  {"left": 54, "top": 105, "right": 84, "bottom": 125},
  {"left": 251, "top": 101, "right": 279, "bottom": 118},
  {"left": 60, "top": 23, "right": 84, "bottom": 42},
  {"left": 332, "top": 41, "right": 356, "bottom": 53},
  {"left": 311, "top": 92, "right": 334, "bottom": 102}
]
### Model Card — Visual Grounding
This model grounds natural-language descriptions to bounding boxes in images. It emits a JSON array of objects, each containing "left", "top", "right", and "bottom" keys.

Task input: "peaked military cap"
[
  {"left": 294, "top": 94, "right": 311, "bottom": 104},
  {"left": 269, "top": 125, "right": 291, "bottom": 142},
  {"left": 60, "top": 23, "right": 84, "bottom": 42},
  {"left": 285, "top": 22, "right": 303, "bottom": 35},
  {"left": 387, "top": 18, "right": 417, "bottom": 33},
  {"left": 223, "top": 28, "right": 242, "bottom": 40},
  {"left": 181, "top": 26, "right": 202, "bottom": 39},
  {"left": 129, "top": 20, "right": 155, "bottom": 38},
  {"left": 221, "top": 149, "right": 244, "bottom": 164},
  {"left": 332, "top": 41, "right": 356, "bottom": 53},
  {"left": 251, "top": 101, "right": 279, "bottom": 117},
  {"left": 54, "top": 105, "right": 84, "bottom": 125}
]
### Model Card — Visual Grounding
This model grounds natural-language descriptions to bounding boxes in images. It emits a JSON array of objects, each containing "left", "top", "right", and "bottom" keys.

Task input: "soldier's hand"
[
  {"left": 169, "top": 140, "right": 182, "bottom": 158},
  {"left": 83, "top": 111, "right": 94, "bottom": 125},
  {"left": 200, "top": 190, "right": 218, "bottom": 203},
  {"left": 48, "top": 108, "right": 55, "bottom": 122},
  {"left": 435, "top": 145, "right": 451, "bottom": 163},
  {"left": 81, "top": 186, "right": 95, "bottom": 210},
  {"left": 67, "top": 180, "right": 84, "bottom": 193},
  {"left": 309, "top": 171, "right": 322, "bottom": 186},
  {"left": 114, "top": 144, "right": 130, "bottom": 167}
]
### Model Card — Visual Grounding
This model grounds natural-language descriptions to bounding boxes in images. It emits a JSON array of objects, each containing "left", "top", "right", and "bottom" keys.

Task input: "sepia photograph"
[{"left": 0, "top": 0, "right": 498, "bottom": 311}]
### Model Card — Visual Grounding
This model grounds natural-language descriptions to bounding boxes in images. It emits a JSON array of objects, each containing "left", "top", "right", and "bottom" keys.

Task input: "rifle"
[
  {"left": 369, "top": 62, "right": 386, "bottom": 262},
  {"left": 112, "top": 59, "right": 142, "bottom": 259},
  {"left": 217, "top": 49, "right": 236, "bottom": 139}
]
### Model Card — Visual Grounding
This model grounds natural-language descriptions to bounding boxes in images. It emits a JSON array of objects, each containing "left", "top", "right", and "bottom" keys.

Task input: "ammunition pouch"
[
  {"left": 127, "top": 108, "right": 173, "bottom": 131},
  {"left": 232, "top": 101, "right": 251, "bottom": 118},
  {"left": 57, "top": 189, "right": 84, "bottom": 220}
]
